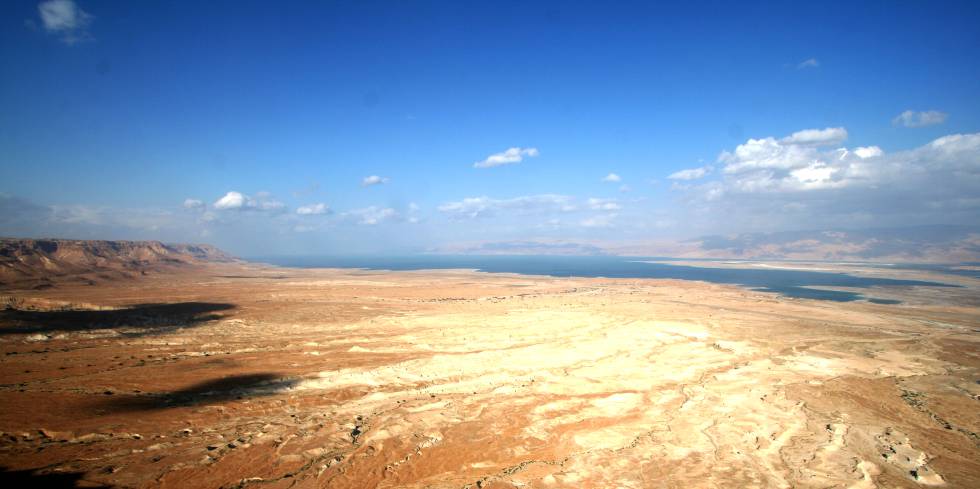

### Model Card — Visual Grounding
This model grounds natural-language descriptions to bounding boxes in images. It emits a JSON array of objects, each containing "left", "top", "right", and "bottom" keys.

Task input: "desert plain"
[{"left": 1, "top": 257, "right": 979, "bottom": 488}]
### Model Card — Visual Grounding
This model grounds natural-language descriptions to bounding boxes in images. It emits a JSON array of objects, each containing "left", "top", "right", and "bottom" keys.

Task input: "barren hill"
[{"left": 0, "top": 238, "right": 236, "bottom": 289}]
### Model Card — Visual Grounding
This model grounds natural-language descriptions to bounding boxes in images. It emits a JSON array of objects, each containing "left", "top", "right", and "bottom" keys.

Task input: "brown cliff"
[{"left": 0, "top": 238, "right": 237, "bottom": 289}]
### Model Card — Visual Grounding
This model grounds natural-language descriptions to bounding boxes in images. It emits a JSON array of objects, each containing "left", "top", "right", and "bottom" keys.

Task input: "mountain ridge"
[{"left": 0, "top": 238, "right": 237, "bottom": 289}]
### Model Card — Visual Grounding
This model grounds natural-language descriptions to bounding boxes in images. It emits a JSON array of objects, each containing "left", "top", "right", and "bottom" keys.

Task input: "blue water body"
[{"left": 249, "top": 255, "right": 958, "bottom": 303}]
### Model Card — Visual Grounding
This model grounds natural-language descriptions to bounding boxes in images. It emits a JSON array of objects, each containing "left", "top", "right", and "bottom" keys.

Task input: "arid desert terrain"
[{"left": 1, "top": 242, "right": 979, "bottom": 488}]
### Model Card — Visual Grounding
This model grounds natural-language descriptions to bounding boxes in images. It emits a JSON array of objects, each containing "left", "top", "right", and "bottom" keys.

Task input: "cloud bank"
[{"left": 675, "top": 128, "right": 980, "bottom": 232}]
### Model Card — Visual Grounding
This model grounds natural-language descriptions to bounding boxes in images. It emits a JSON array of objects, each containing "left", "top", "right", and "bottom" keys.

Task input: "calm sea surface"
[{"left": 249, "top": 255, "right": 961, "bottom": 303}]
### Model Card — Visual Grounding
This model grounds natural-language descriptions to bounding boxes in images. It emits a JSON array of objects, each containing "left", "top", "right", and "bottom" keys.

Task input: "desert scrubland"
[{"left": 1, "top": 261, "right": 979, "bottom": 488}]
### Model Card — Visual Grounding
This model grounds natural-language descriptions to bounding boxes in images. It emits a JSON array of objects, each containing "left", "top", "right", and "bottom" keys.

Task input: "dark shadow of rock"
[
  {"left": 0, "top": 302, "right": 234, "bottom": 337},
  {"left": 0, "top": 466, "right": 112, "bottom": 488},
  {"left": 100, "top": 373, "right": 300, "bottom": 412}
]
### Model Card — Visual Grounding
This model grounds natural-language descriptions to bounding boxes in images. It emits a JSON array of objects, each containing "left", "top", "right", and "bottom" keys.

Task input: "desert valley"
[
  {"left": 1, "top": 239, "right": 978, "bottom": 488},
  {"left": 5, "top": 1, "right": 980, "bottom": 487}
]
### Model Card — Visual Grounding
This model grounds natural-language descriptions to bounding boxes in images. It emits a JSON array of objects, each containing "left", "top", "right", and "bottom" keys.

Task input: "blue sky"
[{"left": 2, "top": 1, "right": 979, "bottom": 255}]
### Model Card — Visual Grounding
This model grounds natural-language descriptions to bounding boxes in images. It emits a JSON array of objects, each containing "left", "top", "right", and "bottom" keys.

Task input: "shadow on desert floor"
[
  {"left": 0, "top": 466, "right": 112, "bottom": 488},
  {"left": 97, "top": 373, "right": 300, "bottom": 412},
  {"left": 0, "top": 302, "right": 234, "bottom": 337}
]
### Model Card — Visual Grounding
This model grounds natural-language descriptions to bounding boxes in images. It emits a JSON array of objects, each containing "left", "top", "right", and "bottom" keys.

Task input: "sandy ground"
[{"left": 1, "top": 263, "right": 978, "bottom": 488}]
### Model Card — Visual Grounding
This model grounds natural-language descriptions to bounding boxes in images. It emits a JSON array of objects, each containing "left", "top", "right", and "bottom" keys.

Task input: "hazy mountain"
[{"left": 682, "top": 225, "right": 980, "bottom": 263}]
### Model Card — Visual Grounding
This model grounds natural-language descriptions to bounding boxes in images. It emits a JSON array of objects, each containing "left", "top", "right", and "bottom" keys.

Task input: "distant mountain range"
[
  {"left": 3, "top": 225, "right": 977, "bottom": 291},
  {"left": 0, "top": 238, "right": 236, "bottom": 289},
  {"left": 682, "top": 226, "right": 980, "bottom": 263},
  {"left": 441, "top": 225, "right": 980, "bottom": 263}
]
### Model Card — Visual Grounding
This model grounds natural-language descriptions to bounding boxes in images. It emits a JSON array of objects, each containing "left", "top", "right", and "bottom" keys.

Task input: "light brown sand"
[{"left": 1, "top": 264, "right": 978, "bottom": 488}]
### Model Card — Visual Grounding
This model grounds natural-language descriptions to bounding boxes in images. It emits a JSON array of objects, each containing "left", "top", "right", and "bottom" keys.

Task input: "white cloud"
[
  {"left": 296, "top": 203, "right": 328, "bottom": 215},
  {"left": 715, "top": 131, "right": 862, "bottom": 191},
  {"left": 677, "top": 129, "right": 980, "bottom": 230},
  {"left": 780, "top": 127, "right": 847, "bottom": 146},
  {"left": 619, "top": 184, "right": 632, "bottom": 193},
  {"left": 580, "top": 214, "right": 616, "bottom": 228},
  {"left": 214, "top": 191, "right": 246, "bottom": 210},
  {"left": 213, "top": 191, "right": 286, "bottom": 212},
  {"left": 347, "top": 206, "right": 398, "bottom": 225},
  {"left": 473, "top": 147, "right": 539, "bottom": 168},
  {"left": 853, "top": 146, "right": 883, "bottom": 159},
  {"left": 601, "top": 173, "right": 621, "bottom": 182},
  {"left": 37, "top": 0, "right": 92, "bottom": 44},
  {"left": 797, "top": 58, "right": 819, "bottom": 69},
  {"left": 668, "top": 166, "right": 712, "bottom": 180},
  {"left": 183, "top": 198, "right": 205, "bottom": 210},
  {"left": 586, "top": 197, "right": 621, "bottom": 211},
  {"left": 438, "top": 194, "right": 575, "bottom": 219},
  {"left": 789, "top": 163, "right": 837, "bottom": 188},
  {"left": 361, "top": 175, "right": 389, "bottom": 186},
  {"left": 892, "top": 110, "right": 948, "bottom": 128},
  {"left": 716, "top": 128, "right": 848, "bottom": 177}
]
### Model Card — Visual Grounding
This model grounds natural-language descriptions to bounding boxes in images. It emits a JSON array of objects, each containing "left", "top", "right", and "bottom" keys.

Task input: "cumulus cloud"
[
  {"left": 296, "top": 203, "right": 329, "bottom": 215},
  {"left": 796, "top": 58, "right": 819, "bottom": 69},
  {"left": 893, "top": 110, "right": 948, "bottom": 128},
  {"left": 473, "top": 147, "right": 539, "bottom": 168},
  {"left": 716, "top": 128, "right": 849, "bottom": 177},
  {"left": 601, "top": 173, "right": 621, "bottom": 183},
  {"left": 36, "top": 0, "right": 92, "bottom": 44},
  {"left": 213, "top": 191, "right": 245, "bottom": 210},
  {"left": 438, "top": 194, "right": 575, "bottom": 219},
  {"left": 213, "top": 191, "right": 286, "bottom": 212},
  {"left": 715, "top": 129, "right": 863, "bottom": 190},
  {"left": 668, "top": 166, "right": 712, "bottom": 180},
  {"left": 183, "top": 198, "right": 205, "bottom": 210},
  {"left": 676, "top": 128, "right": 980, "bottom": 231},
  {"left": 361, "top": 175, "right": 389, "bottom": 186},
  {"left": 853, "top": 146, "right": 883, "bottom": 159}
]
